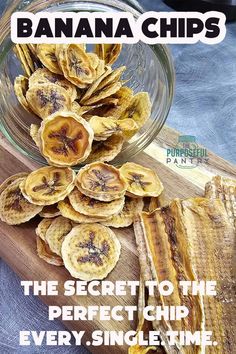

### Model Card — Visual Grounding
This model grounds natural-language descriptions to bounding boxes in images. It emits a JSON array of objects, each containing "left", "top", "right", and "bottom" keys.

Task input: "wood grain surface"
[{"left": 0, "top": 126, "right": 235, "bottom": 354}]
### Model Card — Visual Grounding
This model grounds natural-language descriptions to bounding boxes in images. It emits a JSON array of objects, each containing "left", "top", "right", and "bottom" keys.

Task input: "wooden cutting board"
[{"left": 0, "top": 126, "right": 235, "bottom": 354}]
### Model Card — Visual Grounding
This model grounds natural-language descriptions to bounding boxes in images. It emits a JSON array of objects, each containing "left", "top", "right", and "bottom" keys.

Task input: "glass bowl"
[{"left": 0, "top": 0, "right": 175, "bottom": 167}]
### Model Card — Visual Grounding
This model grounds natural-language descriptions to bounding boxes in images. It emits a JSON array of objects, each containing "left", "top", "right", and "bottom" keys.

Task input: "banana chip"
[
  {"left": 36, "top": 218, "right": 54, "bottom": 241},
  {"left": 36, "top": 236, "right": 64, "bottom": 266},
  {"left": 68, "top": 187, "right": 125, "bottom": 218},
  {"left": 102, "top": 196, "right": 144, "bottom": 228},
  {"left": 120, "top": 162, "right": 164, "bottom": 198},
  {"left": 71, "top": 101, "right": 81, "bottom": 115},
  {"left": 0, "top": 172, "right": 28, "bottom": 196},
  {"left": 20, "top": 166, "right": 75, "bottom": 206},
  {"left": 96, "top": 66, "right": 126, "bottom": 91},
  {"left": 61, "top": 223, "right": 121, "bottom": 280},
  {"left": 29, "top": 68, "right": 77, "bottom": 101},
  {"left": 26, "top": 83, "right": 71, "bottom": 119},
  {"left": 39, "top": 111, "right": 94, "bottom": 166},
  {"left": 121, "top": 92, "right": 151, "bottom": 128},
  {"left": 37, "top": 44, "right": 62, "bottom": 74},
  {"left": 0, "top": 178, "right": 42, "bottom": 225},
  {"left": 76, "top": 162, "right": 127, "bottom": 201},
  {"left": 89, "top": 116, "right": 138, "bottom": 141},
  {"left": 95, "top": 44, "right": 122, "bottom": 65},
  {"left": 20, "top": 44, "right": 35, "bottom": 73},
  {"left": 45, "top": 216, "right": 73, "bottom": 256},
  {"left": 30, "top": 124, "right": 40, "bottom": 147},
  {"left": 58, "top": 198, "right": 112, "bottom": 223},
  {"left": 82, "top": 81, "right": 122, "bottom": 106},
  {"left": 14, "top": 75, "right": 31, "bottom": 112},
  {"left": 14, "top": 44, "right": 32, "bottom": 77},
  {"left": 102, "top": 87, "right": 133, "bottom": 119},
  {"left": 39, "top": 204, "right": 61, "bottom": 218},
  {"left": 85, "top": 134, "right": 124, "bottom": 163}
]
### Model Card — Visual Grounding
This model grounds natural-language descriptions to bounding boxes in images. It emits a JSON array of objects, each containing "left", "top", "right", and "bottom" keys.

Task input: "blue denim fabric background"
[{"left": 0, "top": 1, "right": 235, "bottom": 353}]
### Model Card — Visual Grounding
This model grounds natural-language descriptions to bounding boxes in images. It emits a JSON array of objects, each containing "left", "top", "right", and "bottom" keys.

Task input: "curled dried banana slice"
[
  {"left": 45, "top": 216, "right": 73, "bottom": 256},
  {"left": 20, "top": 44, "right": 35, "bottom": 73},
  {"left": 0, "top": 178, "right": 42, "bottom": 225},
  {"left": 96, "top": 66, "right": 126, "bottom": 92},
  {"left": 39, "top": 111, "right": 94, "bottom": 166},
  {"left": 39, "top": 204, "right": 61, "bottom": 218},
  {"left": 121, "top": 92, "right": 151, "bottom": 128},
  {"left": 36, "top": 236, "right": 63, "bottom": 266},
  {"left": 120, "top": 162, "right": 164, "bottom": 198},
  {"left": 85, "top": 134, "right": 124, "bottom": 163},
  {"left": 102, "top": 87, "right": 133, "bottom": 119},
  {"left": 89, "top": 116, "right": 138, "bottom": 141},
  {"left": 37, "top": 44, "right": 62, "bottom": 74},
  {"left": 20, "top": 166, "right": 75, "bottom": 206},
  {"left": 29, "top": 68, "right": 77, "bottom": 101},
  {"left": 68, "top": 187, "right": 125, "bottom": 218},
  {"left": 30, "top": 124, "right": 40, "bottom": 147},
  {"left": 14, "top": 44, "right": 32, "bottom": 77},
  {"left": 82, "top": 81, "right": 122, "bottom": 106},
  {"left": 26, "top": 83, "right": 71, "bottom": 119},
  {"left": 0, "top": 172, "right": 29, "bottom": 196},
  {"left": 36, "top": 218, "right": 54, "bottom": 241},
  {"left": 95, "top": 44, "right": 122, "bottom": 65},
  {"left": 102, "top": 196, "right": 144, "bottom": 228},
  {"left": 61, "top": 223, "right": 121, "bottom": 280},
  {"left": 58, "top": 198, "right": 112, "bottom": 223},
  {"left": 76, "top": 162, "right": 127, "bottom": 202},
  {"left": 14, "top": 75, "right": 31, "bottom": 113}
]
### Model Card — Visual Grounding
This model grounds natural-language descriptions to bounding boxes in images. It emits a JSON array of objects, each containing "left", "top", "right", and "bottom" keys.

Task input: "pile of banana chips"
[{"left": 14, "top": 43, "right": 151, "bottom": 166}]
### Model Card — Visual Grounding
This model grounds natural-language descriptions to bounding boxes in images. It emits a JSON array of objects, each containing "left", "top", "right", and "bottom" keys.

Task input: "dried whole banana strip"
[
  {"left": 205, "top": 175, "right": 236, "bottom": 228},
  {"left": 61, "top": 223, "right": 121, "bottom": 280}
]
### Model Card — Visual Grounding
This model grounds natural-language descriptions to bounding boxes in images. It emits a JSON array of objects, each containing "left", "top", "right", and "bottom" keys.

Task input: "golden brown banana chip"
[
  {"left": 45, "top": 216, "right": 73, "bottom": 256},
  {"left": 120, "top": 162, "right": 164, "bottom": 198},
  {"left": 84, "top": 134, "right": 124, "bottom": 163},
  {"left": 14, "top": 44, "right": 32, "bottom": 77},
  {"left": 39, "top": 111, "right": 94, "bottom": 166},
  {"left": 26, "top": 83, "right": 71, "bottom": 119},
  {"left": 20, "top": 166, "right": 75, "bottom": 206},
  {"left": 58, "top": 198, "right": 112, "bottom": 223},
  {"left": 71, "top": 101, "right": 81, "bottom": 115},
  {"left": 102, "top": 87, "right": 133, "bottom": 119},
  {"left": 36, "top": 218, "right": 54, "bottom": 241},
  {"left": 89, "top": 116, "right": 138, "bottom": 141},
  {"left": 95, "top": 59, "right": 105, "bottom": 78},
  {"left": 102, "top": 196, "right": 144, "bottom": 228},
  {"left": 121, "top": 92, "right": 151, "bottom": 128},
  {"left": 77, "top": 162, "right": 127, "bottom": 201},
  {"left": 96, "top": 66, "right": 126, "bottom": 91},
  {"left": 0, "top": 178, "right": 43, "bottom": 225},
  {"left": 14, "top": 75, "right": 31, "bottom": 113},
  {"left": 82, "top": 81, "right": 122, "bottom": 106},
  {"left": 36, "top": 236, "right": 63, "bottom": 266},
  {"left": 29, "top": 68, "right": 77, "bottom": 101},
  {"left": 37, "top": 44, "right": 62, "bottom": 74},
  {"left": 0, "top": 173, "right": 28, "bottom": 196},
  {"left": 78, "top": 98, "right": 118, "bottom": 117},
  {"left": 61, "top": 223, "right": 121, "bottom": 280},
  {"left": 39, "top": 204, "right": 61, "bottom": 218},
  {"left": 87, "top": 52, "right": 100, "bottom": 70},
  {"left": 30, "top": 124, "right": 40, "bottom": 147},
  {"left": 68, "top": 187, "right": 125, "bottom": 218},
  {"left": 20, "top": 44, "right": 35, "bottom": 73},
  {"left": 95, "top": 44, "right": 122, "bottom": 65}
]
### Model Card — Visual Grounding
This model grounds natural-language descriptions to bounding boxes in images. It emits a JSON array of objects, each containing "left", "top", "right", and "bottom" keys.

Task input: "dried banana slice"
[
  {"left": 58, "top": 198, "right": 112, "bottom": 223},
  {"left": 95, "top": 44, "right": 122, "bottom": 65},
  {"left": 39, "top": 204, "right": 61, "bottom": 218},
  {"left": 29, "top": 68, "right": 77, "bottom": 101},
  {"left": 61, "top": 223, "right": 121, "bottom": 280},
  {"left": 82, "top": 81, "right": 122, "bottom": 106},
  {"left": 36, "top": 236, "right": 63, "bottom": 266},
  {"left": 39, "top": 111, "right": 94, "bottom": 166},
  {"left": 85, "top": 134, "right": 124, "bottom": 163},
  {"left": 71, "top": 101, "right": 81, "bottom": 115},
  {"left": 45, "top": 216, "right": 73, "bottom": 256},
  {"left": 37, "top": 44, "right": 62, "bottom": 74},
  {"left": 121, "top": 92, "right": 151, "bottom": 128},
  {"left": 102, "top": 196, "right": 144, "bottom": 228},
  {"left": 78, "top": 98, "right": 118, "bottom": 117},
  {"left": 102, "top": 87, "right": 133, "bottom": 119},
  {"left": 120, "top": 162, "right": 164, "bottom": 198},
  {"left": 30, "top": 124, "right": 40, "bottom": 147},
  {"left": 20, "top": 44, "right": 35, "bottom": 73},
  {"left": 26, "top": 83, "right": 71, "bottom": 119},
  {"left": 14, "top": 44, "right": 31, "bottom": 77},
  {"left": 95, "top": 59, "right": 105, "bottom": 78},
  {"left": 89, "top": 116, "right": 138, "bottom": 141},
  {"left": 88, "top": 52, "right": 100, "bottom": 70},
  {"left": 149, "top": 193, "right": 166, "bottom": 212},
  {"left": 96, "top": 66, "right": 126, "bottom": 91},
  {"left": 14, "top": 75, "right": 31, "bottom": 112},
  {"left": 68, "top": 187, "right": 125, "bottom": 218},
  {"left": 76, "top": 162, "right": 127, "bottom": 202},
  {"left": 36, "top": 218, "right": 54, "bottom": 241},
  {"left": 0, "top": 178, "right": 42, "bottom": 225},
  {"left": 20, "top": 166, "right": 75, "bottom": 206},
  {"left": 0, "top": 172, "right": 28, "bottom": 196}
]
